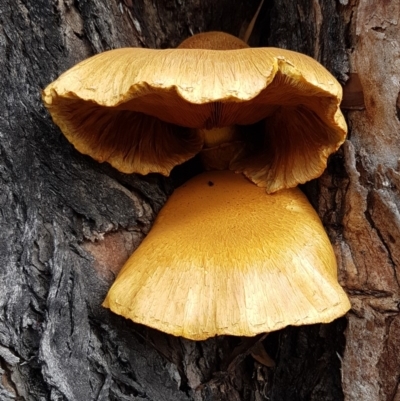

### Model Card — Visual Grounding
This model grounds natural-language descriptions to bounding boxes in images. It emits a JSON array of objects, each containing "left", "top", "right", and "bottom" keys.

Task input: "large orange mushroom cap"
[
  {"left": 42, "top": 32, "right": 346, "bottom": 192},
  {"left": 103, "top": 170, "right": 350, "bottom": 340}
]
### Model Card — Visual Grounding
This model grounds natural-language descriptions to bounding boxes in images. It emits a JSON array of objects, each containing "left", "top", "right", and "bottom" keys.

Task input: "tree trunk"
[{"left": 1, "top": 1, "right": 398, "bottom": 400}]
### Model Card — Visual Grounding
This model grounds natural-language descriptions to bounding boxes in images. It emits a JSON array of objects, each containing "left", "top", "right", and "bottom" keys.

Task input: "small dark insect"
[{"left": 208, "top": 181, "right": 214, "bottom": 186}]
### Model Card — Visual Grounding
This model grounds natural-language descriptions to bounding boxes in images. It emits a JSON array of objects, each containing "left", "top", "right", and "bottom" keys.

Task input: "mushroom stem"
[
  {"left": 195, "top": 126, "right": 246, "bottom": 170},
  {"left": 198, "top": 126, "right": 239, "bottom": 148}
]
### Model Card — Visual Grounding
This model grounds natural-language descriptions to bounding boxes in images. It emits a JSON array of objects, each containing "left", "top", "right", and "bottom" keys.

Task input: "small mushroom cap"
[
  {"left": 102, "top": 170, "right": 351, "bottom": 340},
  {"left": 42, "top": 32, "right": 346, "bottom": 192},
  {"left": 178, "top": 31, "right": 250, "bottom": 50}
]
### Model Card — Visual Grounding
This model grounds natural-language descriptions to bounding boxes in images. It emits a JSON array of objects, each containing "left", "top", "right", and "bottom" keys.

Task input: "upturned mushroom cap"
[
  {"left": 42, "top": 32, "right": 346, "bottom": 192},
  {"left": 102, "top": 170, "right": 351, "bottom": 340}
]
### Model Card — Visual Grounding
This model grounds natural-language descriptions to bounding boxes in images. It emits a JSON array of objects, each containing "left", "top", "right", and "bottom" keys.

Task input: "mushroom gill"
[{"left": 42, "top": 32, "right": 346, "bottom": 192}]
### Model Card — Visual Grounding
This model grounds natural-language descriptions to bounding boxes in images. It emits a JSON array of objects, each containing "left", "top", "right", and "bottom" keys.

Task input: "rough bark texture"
[
  {"left": 338, "top": 2, "right": 400, "bottom": 400},
  {"left": 1, "top": 0, "right": 398, "bottom": 400}
]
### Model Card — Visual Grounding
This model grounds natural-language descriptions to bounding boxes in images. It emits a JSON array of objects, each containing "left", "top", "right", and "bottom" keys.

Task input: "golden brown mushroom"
[
  {"left": 42, "top": 32, "right": 346, "bottom": 192},
  {"left": 103, "top": 170, "right": 350, "bottom": 340},
  {"left": 42, "top": 31, "right": 350, "bottom": 339}
]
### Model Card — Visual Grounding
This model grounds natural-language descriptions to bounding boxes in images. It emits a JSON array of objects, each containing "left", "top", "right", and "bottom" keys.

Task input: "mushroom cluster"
[{"left": 42, "top": 31, "right": 350, "bottom": 340}]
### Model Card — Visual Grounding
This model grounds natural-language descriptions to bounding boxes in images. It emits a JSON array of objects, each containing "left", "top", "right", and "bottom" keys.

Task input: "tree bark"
[{"left": 1, "top": 1, "right": 398, "bottom": 400}]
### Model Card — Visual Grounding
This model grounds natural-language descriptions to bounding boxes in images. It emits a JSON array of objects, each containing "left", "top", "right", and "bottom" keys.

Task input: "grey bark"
[{"left": 1, "top": 0, "right": 398, "bottom": 400}]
